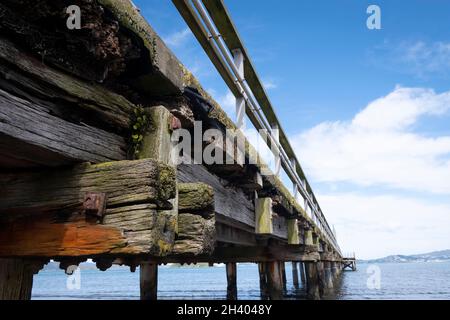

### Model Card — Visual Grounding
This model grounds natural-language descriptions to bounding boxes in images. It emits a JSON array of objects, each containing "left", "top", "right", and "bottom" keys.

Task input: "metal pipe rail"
[{"left": 173, "top": 0, "right": 341, "bottom": 254}]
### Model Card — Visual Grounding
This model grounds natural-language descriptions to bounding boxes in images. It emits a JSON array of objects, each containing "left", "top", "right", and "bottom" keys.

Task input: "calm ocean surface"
[{"left": 31, "top": 261, "right": 450, "bottom": 300}]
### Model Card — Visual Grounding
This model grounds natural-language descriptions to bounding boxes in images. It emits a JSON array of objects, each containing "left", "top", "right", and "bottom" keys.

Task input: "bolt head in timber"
[{"left": 83, "top": 192, "right": 107, "bottom": 219}]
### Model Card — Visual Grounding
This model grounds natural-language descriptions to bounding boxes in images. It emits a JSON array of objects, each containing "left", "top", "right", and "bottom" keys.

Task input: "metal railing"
[{"left": 173, "top": 0, "right": 341, "bottom": 255}]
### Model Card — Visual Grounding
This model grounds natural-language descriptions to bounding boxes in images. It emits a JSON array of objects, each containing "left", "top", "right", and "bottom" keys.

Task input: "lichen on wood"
[{"left": 178, "top": 183, "right": 214, "bottom": 217}]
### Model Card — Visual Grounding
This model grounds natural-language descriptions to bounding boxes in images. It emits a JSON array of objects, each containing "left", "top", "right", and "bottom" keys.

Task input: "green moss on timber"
[
  {"left": 129, "top": 105, "right": 150, "bottom": 158},
  {"left": 178, "top": 183, "right": 214, "bottom": 211},
  {"left": 157, "top": 239, "right": 173, "bottom": 255},
  {"left": 157, "top": 164, "right": 177, "bottom": 200},
  {"left": 178, "top": 183, "right": 213, "bottom": 198}
]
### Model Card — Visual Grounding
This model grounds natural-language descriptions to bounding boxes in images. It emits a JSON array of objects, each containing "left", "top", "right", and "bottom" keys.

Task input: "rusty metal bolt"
[
  {"left": 170, "top": 115, "right": 182, "bottom": 131},
  {"left": 83, "top": 192, "right": 106, "bottom": 218}
]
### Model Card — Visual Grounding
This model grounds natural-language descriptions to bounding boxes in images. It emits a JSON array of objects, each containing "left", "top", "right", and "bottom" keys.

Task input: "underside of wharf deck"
[{"left": 0, "top": 0, "right": 345, "bottom": 300}]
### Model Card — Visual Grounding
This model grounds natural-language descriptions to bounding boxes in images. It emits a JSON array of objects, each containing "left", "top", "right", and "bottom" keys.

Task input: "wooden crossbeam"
[{"left": 0, "top": 159, "right": 177, "bottom": 258}]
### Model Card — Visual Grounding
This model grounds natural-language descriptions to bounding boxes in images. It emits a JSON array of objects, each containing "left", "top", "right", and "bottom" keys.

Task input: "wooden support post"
[
  {"left": 304, "top": 262, "right": 320, "bottom": 300},
  {"left": 140, "top": 263, "right": 158, "bottom": 300},
  {"left": 258, "top": 263, "right": 269, "bottom": 300},
  {"left": 316, "top": 261, "right": 326, "bottom": 298},
  {"left": 0, "top": 259, "right": 45, "bottom": 300},
  {"left": 292, "top": 262, "right": 299, "bottom": 288},
  {"left": 324, "top": 261, "right": 334, "bottom": 290},
  {"left": 280, "top": 262, "right": 287, "bottom": 290},
  {"left": 226, "top": 262, "right": 237, "bottom": 300},
  {"left": 266, "top": 261, "right": 283, "bottom": 300},
  {"left": 287, "top": 219, "right": 300, "bottom": 245},
  {"left": 299, "top": 262, "right": 306, "bottom": 284},
  {"left": 255, "top": 198, "right": 273, "bottom": 235},
  {"left": 331, "top": 261, "right": 338, "bottom": 279}
]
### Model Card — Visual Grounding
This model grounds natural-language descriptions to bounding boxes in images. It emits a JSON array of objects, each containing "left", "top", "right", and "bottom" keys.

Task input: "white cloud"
[
  {"left": 263, "top": 79, "right": 277, "bottom": 90},
  {"left": 163, "top": 28, "right": 192, "bottom": 48},
  {"left": 319, "top": 192, "right": 450, "bottom": 259},
  {"left": 371, "top": 40, "right": 450, "bottom": 78},
  {"left": 292, "top": 86, "right": 450, "bottom": 194}
]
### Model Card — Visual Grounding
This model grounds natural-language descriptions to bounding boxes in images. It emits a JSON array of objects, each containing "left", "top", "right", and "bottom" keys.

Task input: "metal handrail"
[{"left": 173, "top": 0, "right": 341, "bottom": 255}]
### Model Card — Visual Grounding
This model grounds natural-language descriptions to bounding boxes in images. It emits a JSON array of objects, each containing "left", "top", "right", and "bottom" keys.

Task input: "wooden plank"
[
  {"left": 178, "top": 163, "right": 255, "bottom": 228},
  {"left": 0, "top": 88, "right": 126, "bottom": 167}
]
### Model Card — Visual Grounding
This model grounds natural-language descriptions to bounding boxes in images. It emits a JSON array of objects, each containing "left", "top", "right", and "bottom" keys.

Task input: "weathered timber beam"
[
  {"left": 178, "top": 183, "right": 214, "bottom": 217},
  {"left": 271, "top": 214, "right": 288, "bottom": 240},
  {"left": 97, "top": 0, "right": 184, "bottom": 95},
  {"left": 0, "top": 159, "right": 177, "bottom": 258},
  {"left": 0, "top": 159, "right": 175, "bottom": 215},
  {"left": 172, "top": 183, "right": 215, "bottom": 256},
  {"left": 0, "top": 36, "right": 135, "bottom": 131},
  {"left": 215, "top": 221, "right": 257, "bottom": 246},
  {"left": 172, "top": 213, "right": 215, "bottom": 256},
  {"left": 154, "top": 245, "right": 320, "bottom": 264},
  {"left": 0, "top": 88, "right": 126, "bottom": 167}
]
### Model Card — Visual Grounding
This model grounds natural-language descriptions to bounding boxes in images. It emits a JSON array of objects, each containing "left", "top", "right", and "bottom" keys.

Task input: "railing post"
[
  {"left": 290, "top": 158, "right": 299, "bottom": 201},
  {"left": 271, "top": 123, "right": 281, "bottom": 176},
  {"left": 232, "top": 49, "right": 245, "bottom": 130}
]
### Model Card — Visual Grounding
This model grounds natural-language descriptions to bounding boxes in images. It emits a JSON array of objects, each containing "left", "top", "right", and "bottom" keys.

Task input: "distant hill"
[{"left": 364, "top": 249, "right": 450, "bottom": 263}]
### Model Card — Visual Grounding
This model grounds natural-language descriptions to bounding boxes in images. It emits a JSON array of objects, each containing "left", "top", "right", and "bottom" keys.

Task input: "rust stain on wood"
[{"left": 0, "top": 214, "right": 129, "bottom": 257}]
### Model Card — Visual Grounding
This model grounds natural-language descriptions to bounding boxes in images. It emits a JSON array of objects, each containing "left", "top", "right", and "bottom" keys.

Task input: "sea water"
[{"left": 31, "top": 261, "right": 450, "bottom": 300}]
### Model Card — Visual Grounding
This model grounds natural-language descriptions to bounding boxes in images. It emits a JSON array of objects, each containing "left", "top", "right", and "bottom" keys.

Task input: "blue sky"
[{"left": 134, "top": 0, "right": 450, "bottom": 259}]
